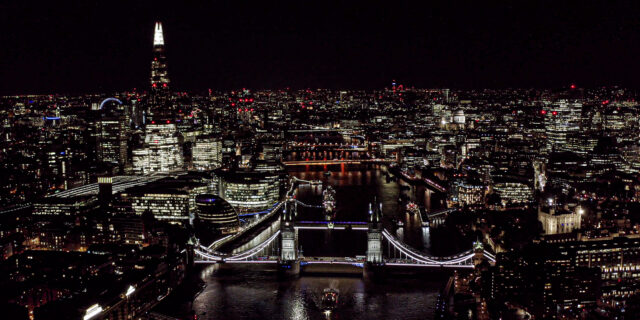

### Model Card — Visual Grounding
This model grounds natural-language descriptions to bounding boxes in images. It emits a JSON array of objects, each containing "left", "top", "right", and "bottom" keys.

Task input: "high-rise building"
[
  {"left": 545, "top": 100, "right": 582, "bottom": 154},
  {"left": 192, "top": 135, "right": 222, "bottom": 171},
  {"left": 132, "top": 123, "right": 183, "bottom": 174},
  {"left": 216, "top": 170, "right": 280, "bottom": 212},
  {"left": 492, "top": 178, "right": 533, "bottom": 204},
  {"left": 149, "top": 22, "right": 171, "bottom": 114},
  {"left": 125, "top": 190, "right": 190, "bottom": 224},
  {"left": 96, "top": 113, "right": 128, "bottom": 169}
]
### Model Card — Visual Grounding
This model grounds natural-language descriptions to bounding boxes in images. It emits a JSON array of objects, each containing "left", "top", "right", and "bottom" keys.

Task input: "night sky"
[{"left": 1, "top": 0, "right": 640, "bottom": 95}]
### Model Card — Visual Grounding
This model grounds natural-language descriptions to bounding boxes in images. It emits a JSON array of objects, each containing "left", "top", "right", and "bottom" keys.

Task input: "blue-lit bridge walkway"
[{"left": 194, "top": 226, "right": 495, "bottom": 270}]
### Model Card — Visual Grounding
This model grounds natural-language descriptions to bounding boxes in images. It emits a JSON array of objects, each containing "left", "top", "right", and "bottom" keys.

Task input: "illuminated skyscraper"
[
  {"left": 545, "top": 100, "right": 582, "bottom": 154},
  {"left": 96, "top": 113, "right": 128, "bottom": 170},
  {"left": 150, "top": 22, "right": 170, "bottom": 113},
  {"left": 132, "top": 123, "right": 183, "bottom": 174},
  {"left": 192, "top": 135, "right": 223, "bottom": 171}
]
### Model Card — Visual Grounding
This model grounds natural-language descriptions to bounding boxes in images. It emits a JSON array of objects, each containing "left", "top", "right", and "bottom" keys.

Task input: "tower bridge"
[{"left": 192, "top": 198, "right": 495, "bottom": 277}]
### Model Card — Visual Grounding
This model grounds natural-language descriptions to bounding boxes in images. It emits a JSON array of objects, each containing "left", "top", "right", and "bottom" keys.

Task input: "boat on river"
[{"left": 321, "top": 288, "right": 339, "bottom": 311}]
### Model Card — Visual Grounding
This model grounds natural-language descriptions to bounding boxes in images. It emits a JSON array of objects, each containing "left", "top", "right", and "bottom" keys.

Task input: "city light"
[
  {"left": 2, "top": 5, "right": 638, "bottom": 320},
  {"left": 125, "top": 285, "right": 136, "bottom": 297},
  {"left": 83, "top": 304, "right": 103, "bottom": 320}
]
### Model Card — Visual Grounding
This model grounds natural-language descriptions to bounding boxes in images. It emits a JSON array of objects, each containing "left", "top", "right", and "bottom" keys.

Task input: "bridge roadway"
[
  {"left": 195, "top": 256, "right": 476, "bottom": 277},
  {"left": 283, "top": 159, "right": 394, "bottom": 166},
  {"left": 417, "top": 208, "right": 458, "bottom": 227},
  {"left": 208, "top": 201, "right": 283, "bottom": 252},
  {"left": 196, "top": 256, "right": 477, "bottom": 269},
  {"left": 294, "top": 220, "right": 368, "bottom": 230},
  {"left": 288, "top": 142, "right": 367, "bottom": 148},
  {"left": 388, "top": 165, "right": 447, "bottom": 193},
  {"left": 195, "top": 226, "right": 495, "bottom": 270},
  {"left": 286, "top": 128, "right": 336, "bottom": 133},
  {"left": 288, "top": 146, "right": 367, "bottom": 152}
]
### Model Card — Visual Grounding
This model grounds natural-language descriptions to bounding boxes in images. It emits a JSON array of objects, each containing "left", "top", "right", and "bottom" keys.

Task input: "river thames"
[{"left": 179, "top": 165, "right": 465, "bottom": 319}]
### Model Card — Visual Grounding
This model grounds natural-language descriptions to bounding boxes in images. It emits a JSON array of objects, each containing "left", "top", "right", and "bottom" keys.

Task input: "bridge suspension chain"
[
  {"left": 294, "top": 199, "right": 324, "bottom": 209},
  {"left": 195, "top": 230, "right": 281, "bottom": 263},
  {"left": 227, "top": 230, "right": 281, "bottom": 261},
  {"left": 382, "top": 229, "right": 476, "bottom": 265}
]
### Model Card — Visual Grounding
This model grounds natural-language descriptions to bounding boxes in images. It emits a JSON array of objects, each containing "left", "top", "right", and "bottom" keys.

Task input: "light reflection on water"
[
  {"left": 193, "top": 265, "right": 441, "bottom": 320},
  {"left": 192, "top": 165, "right": 446, "bottom": 319},
  {"left": 291, "top": 165, "right": 444, "bottom": 253}
]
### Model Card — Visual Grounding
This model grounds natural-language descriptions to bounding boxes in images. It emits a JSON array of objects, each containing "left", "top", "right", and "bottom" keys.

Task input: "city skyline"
[
  {"left": 4, "top": 2, "right": 640, "bottom": 320},
  {"left": 2, "top": 1, "right": 640, "bottom": 95}
]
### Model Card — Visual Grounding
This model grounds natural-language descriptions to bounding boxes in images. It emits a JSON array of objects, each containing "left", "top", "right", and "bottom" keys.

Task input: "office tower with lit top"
[{"left": 150, "top": 22, "right": 171, "bottom": 116}]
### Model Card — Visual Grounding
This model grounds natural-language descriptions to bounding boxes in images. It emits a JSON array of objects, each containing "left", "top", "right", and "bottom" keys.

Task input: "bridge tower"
[
  {"left": 472, "top": 240, "right": 485, "bottom": 267},
  {"left": 366, "top": 203, "right": 383, "bottom": 264},
  {"left": 278, "top": 200, "right": 300, "bottom": 277},
  {"left": 364, "top": 202, "right": 385, "bottom": 279},
  {"left": 280, "top": 200, "right": 297, "bottom": 261}
]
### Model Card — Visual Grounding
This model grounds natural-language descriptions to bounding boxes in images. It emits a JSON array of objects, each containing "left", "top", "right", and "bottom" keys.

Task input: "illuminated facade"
[
  {"left": 192, "top": 136, "right": 222, "bottom": 170},
  {"left": 123, "top": 191, "right": 190, "bottom": 223},
  {"left": 538, "top": 205, "right": 582, "bottom": 235},
  {"left": 96, "top": 116, "right": 128, "bottom": 168},
  {"left": 550, "top": 236, "right": 640, "bottom": 299},
  {"left": 280, "top": 201, "right": 297, "bottom": 261},
  {"left": 194, "top": 194, "right": 238, "bottom": 234},
  {"left": 453, "top": 180, "right": 485, "bottom": 208},
  {"left": 367, "top": 203, "right": 383, "bottom": 264},
  {"left": 544, "top": 100, "right": 582, "bottom": 153},
  {"left": 132, "top": 123, "right": 183, "bottom": 174},
  {"left": 218, "top": 171, "right": 280, "bottom": 212},
  {"left": 33, "top": 196, "right": 97, "bottom": 216},
  {"left": 492, "top": 180, "right": 533, "bottom": 204}
]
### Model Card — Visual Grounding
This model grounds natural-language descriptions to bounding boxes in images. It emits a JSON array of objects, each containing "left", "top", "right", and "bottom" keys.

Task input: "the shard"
[{"left": 150, "top": 22, "right": 170, "bottom": 111}]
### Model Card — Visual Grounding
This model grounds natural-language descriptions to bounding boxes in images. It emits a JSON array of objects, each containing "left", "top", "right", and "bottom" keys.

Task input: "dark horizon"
[{"left": 2, "top": 0, "right": 640, "bottom": 95}]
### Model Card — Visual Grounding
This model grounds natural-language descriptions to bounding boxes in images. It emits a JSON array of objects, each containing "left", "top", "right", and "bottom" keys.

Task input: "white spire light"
[{"left": 153, "top": 22, "right": 164, "bottom": 46}]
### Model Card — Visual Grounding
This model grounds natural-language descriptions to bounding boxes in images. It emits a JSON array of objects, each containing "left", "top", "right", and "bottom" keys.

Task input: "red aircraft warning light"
[
  {"left": 541, "top": 110, "right": 547, "bottom": 115},
  {"left": 552, "top": 111, "right": 558, "bottom": 116},
  {"left": 570, "top": 84, "right": 576, "bottom": 89}
]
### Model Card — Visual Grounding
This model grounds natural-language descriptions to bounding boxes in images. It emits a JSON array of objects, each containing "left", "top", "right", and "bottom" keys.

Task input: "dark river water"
[
  {"left": 192, "top": 264, "right": 443, "bottom": 320},
  {"left": 187, "top": 165, "right": 456, "bottom": 320}
]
